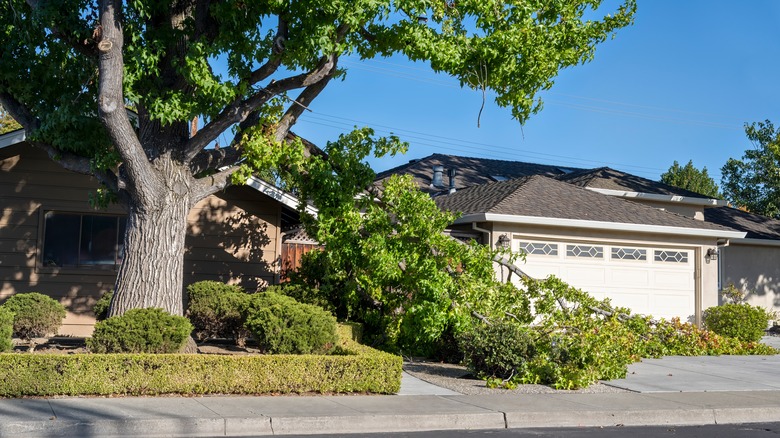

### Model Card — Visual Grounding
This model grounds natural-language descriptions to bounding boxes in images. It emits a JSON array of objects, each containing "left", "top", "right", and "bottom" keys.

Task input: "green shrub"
[
  {"left": 87, "top": 308, "right": 193, "bottom": 354},
  {"left": 458, "top": 321, "right": 536, "bottom": 380},
  {"left": 245, "top": 292, "right": 338, "bottom": 354},
  {"left": 703, "top": 303, "right": 770, "bottom": 342},
  {"left": 186, "top": 281, "right": 250, "bottom": 345},
  {"left": 0, "top": 324, "right": 402, "bottom": 397},
  {"left": 1, "top": 292, "right": 66, "bottom": 339},
  {"left": 266, "top": 283, "right": 334, "bottom": 313},
  {"left": 0, "top": 307, "right": 13, "bottom": 352},
  {"left": 93, "top": 291, "right": 113, "bottom": 321}
]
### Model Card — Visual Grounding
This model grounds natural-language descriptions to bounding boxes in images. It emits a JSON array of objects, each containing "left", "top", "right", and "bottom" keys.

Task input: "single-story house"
[
  {"left": 377, "top": 154, "right": 780, "bottom": 323},
  {"left": 0, "top": 129, "right": 311, "bottom": 336}
]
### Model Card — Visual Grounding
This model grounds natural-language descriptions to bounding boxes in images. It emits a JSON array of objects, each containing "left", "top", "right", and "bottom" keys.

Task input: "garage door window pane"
[
  {"left": 519, "top": 241, "right": 558, "bottom": 256},
  {"left": 611, "top": 247, "right": 647, "bottom": 261},
  {"left": 654, "top": 250, "right": 688, "bottom": 263},
  {"left": 566, "top": 244, "right": 603, "bottom": 258}
]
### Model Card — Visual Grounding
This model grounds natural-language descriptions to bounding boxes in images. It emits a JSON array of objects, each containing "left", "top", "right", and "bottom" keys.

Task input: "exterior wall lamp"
[
  {"left": 705, "top": 247, "right": 719, "bottom": 262},
  {"left": 497, "top": 233, "right": 511, "bottom": 249}
]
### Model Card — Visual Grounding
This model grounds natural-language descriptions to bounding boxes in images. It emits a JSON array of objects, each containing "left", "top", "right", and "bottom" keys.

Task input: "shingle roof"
[
  {"left": 435, "top": 175, "right": 737, "bottom": 232},
  {"left": 703, "top": 207, "right": 780, "bottom": 240},
  {"left": 558, "top": 167, "right": 713, "bottom": 198},
  {"left": 375, "top": 154, "right": 582, "bottom": 193}
]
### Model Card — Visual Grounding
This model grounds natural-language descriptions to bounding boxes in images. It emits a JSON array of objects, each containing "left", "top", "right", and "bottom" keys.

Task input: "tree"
[
  {"left": 660, "top": 160, "right": 720, "bottom": 199},
  {"left": 285, "top": 131, "right": 523, "bottom": 354},
  {"left": 0, "top": 1, "right": 635, "bottom": 318},
  {"left": 721, "top": 120, "right": 780, "bottom": 218},
  {"left": 0, "top": 104, "right": 21, "bottom": 134}
]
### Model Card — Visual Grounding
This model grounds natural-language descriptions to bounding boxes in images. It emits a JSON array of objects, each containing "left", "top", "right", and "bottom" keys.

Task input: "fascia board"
[
  {"left": 246, "top": 176, "right": 318, "bottom": 216},
  {"left": 586, "top": 187, "right": 728, "bottom": 207},
  {"left": 729, "top": 237, "right": 780, "bottom": 247},
  {"left": 0, "top": 129, "right": 25, "bottom": 149},
  {"left": 453, "top": 213, "right": 747, "bottom": 240}
]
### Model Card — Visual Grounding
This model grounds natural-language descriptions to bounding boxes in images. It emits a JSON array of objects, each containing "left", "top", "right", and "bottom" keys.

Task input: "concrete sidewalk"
[{"left": 3, "top": 389, "right": 780, "bottom": 437}]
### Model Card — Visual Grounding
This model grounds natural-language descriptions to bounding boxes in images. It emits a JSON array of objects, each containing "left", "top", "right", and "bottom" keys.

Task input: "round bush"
[
  {"left": 244, "top": 292, "right": 337, "bottom": 354},
  {"left": 186, "top": 281, "right": 250, "bottom": 345},
  {"left": 457, "top": 321, "right": 536, "bottom": 379},
  {"left": 703, "top": 303, "right": 770, "bottom": 342},
  {"left": 1, "top": 292, "right": 66, "bottom": 339},
  {"left": 0, "top": 307, "right": 14, "bottom": 352},
  {"left": 87, "top": 308, "right": 193, "bottom": 353},
  {"left": 93, "top": 291, "right": 113, "bottom": 321}
]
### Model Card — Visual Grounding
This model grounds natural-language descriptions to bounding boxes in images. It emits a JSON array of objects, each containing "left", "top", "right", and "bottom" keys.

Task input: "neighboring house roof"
[
  {"left": 703, "top": 207, "right": 780, "bottom": 241},
  {"left": 559, "top": 167, "right": 707, "bottom": 198},
  {"left": 435, "top": 175, "right": 744, "bottom": 239},
  {"left": 375, "top": 153, "right": 583, "bottom": 193}
]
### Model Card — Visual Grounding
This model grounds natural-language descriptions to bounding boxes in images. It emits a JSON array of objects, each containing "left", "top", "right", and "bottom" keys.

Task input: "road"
[{"left": 273, "top": 423, "right": 780, "bottom": 437}]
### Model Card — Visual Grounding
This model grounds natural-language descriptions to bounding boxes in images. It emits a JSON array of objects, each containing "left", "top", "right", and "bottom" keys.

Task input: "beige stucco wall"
[
  {"left": 719, "top": 241, "right": 780, "bottom": 313},
  {"left": 0, "top": 142, "right": 282, "bottom": 336},
  {"left": 473, "top": 221, "right": 720, "bottom": 324}
]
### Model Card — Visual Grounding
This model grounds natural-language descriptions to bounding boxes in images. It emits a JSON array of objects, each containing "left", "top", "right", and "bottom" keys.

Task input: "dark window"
[{"left": 42, "top": 212, "right": 126, "bottom": 268}]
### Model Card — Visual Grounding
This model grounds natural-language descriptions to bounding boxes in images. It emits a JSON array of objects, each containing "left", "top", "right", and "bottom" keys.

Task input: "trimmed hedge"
[
  {"left": 0, "top": 324, "right": 401, "bottom": 397},
  {"left": 0, "top": 307, "right": 13, "bottom": 352}
]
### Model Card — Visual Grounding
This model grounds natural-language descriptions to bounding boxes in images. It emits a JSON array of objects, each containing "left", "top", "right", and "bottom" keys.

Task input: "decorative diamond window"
[
  {"left": 566, "top": 244, "right": 604, "bottom": 259},
  {"left": 611, "top": 247, "right": 647, "bottom": 261},
  {"left": 518, "top": 241, "right": 558, "bottom": 256},
  {"left": 654, "top": 250, "right": 688, "bottom": 263}
]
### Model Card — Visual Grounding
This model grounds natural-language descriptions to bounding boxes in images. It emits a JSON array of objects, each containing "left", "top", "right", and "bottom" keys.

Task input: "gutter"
[
  {"left": 452, "top": 213, "right": 747, "bottom": 240},
  {"left": 471, "top": 223, "right": 492, "bottom": 248},
  {"left": 728, "top": 237, "right": 780, "bottom": 248},
  {"left": 586, "top": 187, "right": 728, "bottom": 207},
  {"left": 0, "top": 129, "right": 25, "bottom": 149}
]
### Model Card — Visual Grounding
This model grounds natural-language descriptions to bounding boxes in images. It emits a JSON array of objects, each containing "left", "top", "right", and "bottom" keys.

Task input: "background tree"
[
  {"left": 721, "top": 120, "right": 780, "bottom": 218},
  {"left": 660, "top": 160, "right": 720, "bottom": 198},
  {"left": 0, "top": 1, "right": 635, "bottom": 318},
  {"left": 0, "top": 104, "right": 21, "bottom": 134}
]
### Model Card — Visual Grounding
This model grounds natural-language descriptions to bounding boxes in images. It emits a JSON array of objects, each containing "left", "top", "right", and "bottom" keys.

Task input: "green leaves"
[
  {"left": 722, "top": 120, "right": 780, "bottom": 218},
  {"left": 661, "top": 160, "right": 721, "bottom": 199}
]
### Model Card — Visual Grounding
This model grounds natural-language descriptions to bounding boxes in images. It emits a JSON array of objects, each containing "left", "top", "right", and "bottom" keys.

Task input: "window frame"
[{"left": 36, "top": 209, "right": 127, "bottom": 274}]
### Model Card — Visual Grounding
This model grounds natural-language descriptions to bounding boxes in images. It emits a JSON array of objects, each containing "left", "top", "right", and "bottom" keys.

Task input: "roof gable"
[{"left": 559, "top": 167, "right": 711, "bottom": 199}]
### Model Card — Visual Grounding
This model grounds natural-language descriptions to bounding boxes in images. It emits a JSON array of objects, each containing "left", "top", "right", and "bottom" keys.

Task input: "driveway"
[{"left": 603, "top": 336, "right": 780, "bottom": 393}]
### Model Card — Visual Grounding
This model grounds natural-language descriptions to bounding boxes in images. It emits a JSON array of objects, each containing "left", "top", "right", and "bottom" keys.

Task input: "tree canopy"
[
  {"left": 0, "top": 0, "right": 635, "bottom": 317},
  {"left": 721, "top": 120, "right": 780, "bottom": 218},
  {"left": 660, "top": 160, "right": 720, "bottom": 199}
]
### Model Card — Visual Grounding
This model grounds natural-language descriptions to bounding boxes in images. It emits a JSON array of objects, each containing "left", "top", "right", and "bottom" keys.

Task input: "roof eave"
[
  {"left": 453, "top": 213, "right": 746, "bottom": 240},
  {"left": 586, "top": 187, "right": 728, "bottom": 207},
  {"left": 729, "top": 237, "right": 780, "bottom": 247},
  {"left": 246, "top": 176, "right": 317, "bottom": 216},
  {"left": 0, "top": 129, "right": 25, "bottom": 149}
]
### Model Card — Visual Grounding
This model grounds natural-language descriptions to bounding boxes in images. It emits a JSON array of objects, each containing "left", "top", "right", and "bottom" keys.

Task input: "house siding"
[
  {"left": 720, "top": 243, "right": 780, "bottom": 312},
  {"left": 1, "top": 143, "right": 281, "bottom": 336}
]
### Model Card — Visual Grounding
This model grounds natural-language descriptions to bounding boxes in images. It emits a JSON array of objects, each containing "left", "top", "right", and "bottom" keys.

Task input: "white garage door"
[{"left": 513, "top": 238, "right": 695, "bottom": 321}]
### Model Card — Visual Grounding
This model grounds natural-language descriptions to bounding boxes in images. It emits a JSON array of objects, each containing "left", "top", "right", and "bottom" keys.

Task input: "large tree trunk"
[{"left": 108, "top": 158, "right": 192, "bottom": 317}]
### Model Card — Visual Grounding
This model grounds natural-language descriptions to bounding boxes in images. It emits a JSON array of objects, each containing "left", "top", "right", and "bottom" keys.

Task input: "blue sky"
[{"left": 285, "top": 0, "right": 780, "bottom": 183}]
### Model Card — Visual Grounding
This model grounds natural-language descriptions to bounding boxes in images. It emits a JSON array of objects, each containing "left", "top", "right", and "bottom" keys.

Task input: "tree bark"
[{"left": 108, "top": 157, "right": 192, "bottom": 317}]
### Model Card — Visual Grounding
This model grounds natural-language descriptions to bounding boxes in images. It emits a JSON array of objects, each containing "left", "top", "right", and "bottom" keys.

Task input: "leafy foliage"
[
  {"left": 0, "top": 104, "right": 21, "bottom": 134},
  {"left": 93, "top": 291, "right": 113, "bottom": 321},
  {"left": 244, "top": 292, "right": 338, "bottom": 355},
  {"left": 87, "top": 308, "right": 193, "bottom": 354},
  {"left": 722, "top": 120, "right": 780, "bottom": 218},
  {"left": 1, "top": 292, "right": 66, "bottom": 339},
  {"left": 0, "top": 307, "right": 13, "bottom": 352},
  {"left": 458, "top": 277, "right": 776, "bottom": 390},
  {"left": 285, "top": 134, "right": 524, "bottom": 355},
  {"left": 186, "top": 281, "right": 251, "bottom": 346},
  {"left": 703, "top": 303, "right": 770, "bottom": 343},
  {"left": 661, "top": 160, "right": 720, "bottom": 198}
]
